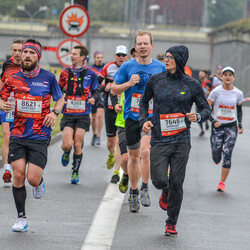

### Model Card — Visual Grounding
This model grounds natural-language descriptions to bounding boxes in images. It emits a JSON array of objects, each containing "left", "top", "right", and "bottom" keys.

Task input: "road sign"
[
  {"left": 60, "top": 4, "right": 90, "bottom": 37},
  {"left": 56, "top": 39, "right": 83, "bottom": 68}
]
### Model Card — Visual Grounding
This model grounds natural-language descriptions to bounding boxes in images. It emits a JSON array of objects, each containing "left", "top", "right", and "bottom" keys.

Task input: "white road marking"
[{"left": 81, "top": 183, "right": 125, "bottom": 250}]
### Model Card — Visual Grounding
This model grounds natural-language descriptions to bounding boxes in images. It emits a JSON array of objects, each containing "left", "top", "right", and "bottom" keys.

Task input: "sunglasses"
[{"left": 116, "top": 53, "right": 127, "bottom": 57}]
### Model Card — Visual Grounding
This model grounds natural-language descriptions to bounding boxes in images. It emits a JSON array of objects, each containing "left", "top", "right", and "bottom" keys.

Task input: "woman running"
[{"left": 207, "top": 66, "right": 243, "bottom": 192}]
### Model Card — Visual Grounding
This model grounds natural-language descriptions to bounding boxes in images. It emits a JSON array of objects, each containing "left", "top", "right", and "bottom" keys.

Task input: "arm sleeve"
[
  {"left": 237, "top": 104, "right": 242, "bottom": 128},
  {"left": 110, "top": 93, "right": 118, "bottom": 108},
  {"left": 51, "top": 75, "right": 63, "bottom": 101},
  {"left": 138, "top": 77, "right": 154, "bottom": 127}
]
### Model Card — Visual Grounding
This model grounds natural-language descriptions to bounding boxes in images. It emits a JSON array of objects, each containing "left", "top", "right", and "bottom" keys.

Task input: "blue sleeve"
[
  {"left": 114, "top": 64, "right": 128, "bottom": 85},
  {"left": 91, "top": 72, "right": 99, "bottom": 91},
  {"left": 51, "top": 75, "right": 63, "bottom": 101}
]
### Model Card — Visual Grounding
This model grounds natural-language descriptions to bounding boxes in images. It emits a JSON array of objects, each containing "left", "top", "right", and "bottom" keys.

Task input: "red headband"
[{"left": 22, "top": 42, "right": 42, "bottom": 60}]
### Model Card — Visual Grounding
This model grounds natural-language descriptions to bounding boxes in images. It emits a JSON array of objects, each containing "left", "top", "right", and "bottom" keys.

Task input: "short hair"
[
  {"left": 73, "top": 46, "right": 88, "bottom": 57},
  {"left": 12, "top": 38, "right": 24, "bottom": 45},
  {"left": 23, "top": 38, "right": 42, "bottom": 49},
  {"left": 134, "top": 30, "right": 153, "bottom": 45},
  {"left": 200, "top": 69, "right": 208, "bottom": 76}
]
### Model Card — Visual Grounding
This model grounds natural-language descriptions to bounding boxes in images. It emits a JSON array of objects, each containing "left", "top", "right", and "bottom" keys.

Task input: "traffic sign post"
[
  {"left": 59, "top": 4, "right": 90, "bottom": 37},
  {"left": 56, "top": 39, "right": 83, "bottom": 68}
]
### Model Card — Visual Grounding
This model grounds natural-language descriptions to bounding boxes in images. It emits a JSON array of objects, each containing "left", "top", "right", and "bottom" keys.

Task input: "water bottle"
[{"left": 6, "top": 92, "right": 15, "bottom": 122}]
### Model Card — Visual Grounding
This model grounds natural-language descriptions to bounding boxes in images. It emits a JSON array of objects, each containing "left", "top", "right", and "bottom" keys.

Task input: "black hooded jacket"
[{"left": 139, "top": 45, "right": 211, "bottom": 145}]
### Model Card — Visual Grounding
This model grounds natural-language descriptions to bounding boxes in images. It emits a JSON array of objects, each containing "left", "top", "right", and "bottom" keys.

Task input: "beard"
[{"left": 21, "top": 60, "right": 38, "bottom": 71}]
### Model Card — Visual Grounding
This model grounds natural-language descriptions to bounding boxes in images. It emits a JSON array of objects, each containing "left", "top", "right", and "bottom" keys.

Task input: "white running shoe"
[
  {"left": 33, "top": 180, "right": 46, "bottom": 199},
  {"left": 12, "top": 218, "right": 28, "bottom": 232}
]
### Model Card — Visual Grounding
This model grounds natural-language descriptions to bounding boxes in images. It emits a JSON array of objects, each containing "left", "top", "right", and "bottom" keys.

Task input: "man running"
[
  {"left": 59, "top": 46, "right": 99, "bottom": 184},
  {"left": 0, "top": 38, "right": 64, "bottom": 232},
  {"left": 98, "top": 45, "right": 129, "bottom": 172},
  {"left": 139, "top": 45, "right": 211, "bottom": 236},
  {"left": 89, "top": 51, "right": 105, "bottom": 146},
  {"left": 0, "top": 39, "right": 23, "bottom": 183},
  {"left": 111, "top": 30, "right": 166, "bottom": 212},
  {"left": 207, "top": 66, "right": 243, "bottom": 192}
]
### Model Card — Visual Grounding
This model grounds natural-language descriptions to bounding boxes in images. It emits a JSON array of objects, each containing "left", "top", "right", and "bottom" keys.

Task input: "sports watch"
[{"left": 52, "top": 109, "right": 60, "bottom": 116}]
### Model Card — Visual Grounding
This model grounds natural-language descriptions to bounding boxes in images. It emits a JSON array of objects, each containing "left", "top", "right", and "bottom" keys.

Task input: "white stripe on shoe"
[{"left": 81, "top": 183, "right": 125, "bottom": 250}]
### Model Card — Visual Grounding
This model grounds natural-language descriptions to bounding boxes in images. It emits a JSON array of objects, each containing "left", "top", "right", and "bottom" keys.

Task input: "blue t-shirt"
[{"left": 114, "top": 58, "right": 165, "bottom": 121}]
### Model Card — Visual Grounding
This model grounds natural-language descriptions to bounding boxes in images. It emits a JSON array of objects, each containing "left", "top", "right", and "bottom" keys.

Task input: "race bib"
[
  {"left": 66, "top": 96, "right": 86, "bottom": 113},
  {"left": 160, "top": 113, "right": 187, "bottom": 136},
  {"left": 108, "top": 94, "right": 121, "bottom": 110},
  {"left": 217, "top": 105, "right": 235, "bottom": 121},
  {"left": 131, "top": 93, "right": 153, "bottom": 114},
  {"left": 16, "top": 94, "right": 42, "bottom": 118}
]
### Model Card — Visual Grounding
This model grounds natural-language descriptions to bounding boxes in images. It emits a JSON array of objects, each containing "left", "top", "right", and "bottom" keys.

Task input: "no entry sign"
[
  {"left": 60, "top": 4, "right": 90, "bottom": 37},
  {"left": 56, "top": 39, "right": 83, "bottom": 68}
]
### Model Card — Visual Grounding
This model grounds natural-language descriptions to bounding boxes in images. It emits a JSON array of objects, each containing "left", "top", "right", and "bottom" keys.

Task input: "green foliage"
[{"left": 208, "top": 0, "right": 244, "bottom": 27}]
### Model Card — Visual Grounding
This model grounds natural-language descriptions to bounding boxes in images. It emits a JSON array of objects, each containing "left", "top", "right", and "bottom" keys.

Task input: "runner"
[
  {"left": 0, "top": 38, "right": 64, "bottom": 232},
  {"left": 198, "top": 69, "right": 212, "bottom": 136},
  {"left": 156, "top": 53, "right": 165, "bottom": 63},
  {"left": 89, "top": 51, "right": 105, "bottom": 146},
  {"left": 98, "top": 45, "right": 129, "bottom": 173},
  {"left": 111, "top": 30, "right": 166, "bottom": 212},
  {"left": 59, "top": 46, "right": 99, "bottom": 184},
  {"left": 139, "top": 45, "right": 210, "bottom": 236},
  {"left": 130, "top": 47, "right": 137, "bottom": 59},
  {"left": 211, "top": 65, "right": 223, "bottom": 88},
  {"left": 207, "top": 66, "right": 243, "bottom": 192},
  {"left": 0, "top": 39, "right": 23, "bottom": 183}
]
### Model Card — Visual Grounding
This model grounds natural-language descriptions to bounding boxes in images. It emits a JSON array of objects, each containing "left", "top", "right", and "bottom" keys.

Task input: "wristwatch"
[{"left": 52, "top": 109, "right": 60, "bottom": 116}]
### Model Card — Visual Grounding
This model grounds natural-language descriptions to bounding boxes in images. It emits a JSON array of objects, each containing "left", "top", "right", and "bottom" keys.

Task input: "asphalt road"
[{"left": 0, "top": 107, "right": 250, "bottom": 250}]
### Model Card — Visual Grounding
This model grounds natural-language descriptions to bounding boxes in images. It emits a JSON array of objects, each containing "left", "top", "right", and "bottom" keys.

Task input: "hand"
[
  {"left": 105, "top": 82, "right": 112, "bottom": 92},
  {"left": 115, "top": 104, "right": 122, "bottom": 113},
  {"left": 142, "top": 121, "right": 153, "bottom": 134},
  {"left": 214, "top": 121, "right": 221, "bottom": 128},
  {"left": 0, "top": 100, "right": 13, "bottom": 112},
  {"left": 238, "top": 127, "right": 243, "bottom": 134},
  {"left": 186, "top": 112, "right": 197, "bottom": 122},
  {"left": 129, "top": 74, "right": 140, "bottom": 87},
  {"left": 43, "top": 112, "right": 57, "bottom": 127},
  {"left": 88, "top": 97, "right": 95, "bottom": 105}
]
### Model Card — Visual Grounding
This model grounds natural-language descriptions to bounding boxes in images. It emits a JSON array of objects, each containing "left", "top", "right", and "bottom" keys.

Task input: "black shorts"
[
  {"left": 105, "top": 109, "right": 117, "bottom": 137},
  {"left": 91, "top": 97, "right": 104, "bottom": 114},
  {"left": 60, "top": 114, "right": 90, "bottom": 131},
  {"left": 117, "top": 127, "right": 127, "bottom": 155},
  {"left": 8, "top": 138, "right": 51, "bottom": 169},
  {"left": 125, "top": 118, "right": 141, "bottom": 149}
]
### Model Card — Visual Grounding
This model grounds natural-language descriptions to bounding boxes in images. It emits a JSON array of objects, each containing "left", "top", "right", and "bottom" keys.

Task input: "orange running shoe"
[
  {"left": 3, "top": 170, "right": 12, "bottom": 183},
  {"left": 165, "top": 223, "right": 178, "bottom": 236},
  {"left": 217, "top": 181, "right": 225, "bottom": 192}
]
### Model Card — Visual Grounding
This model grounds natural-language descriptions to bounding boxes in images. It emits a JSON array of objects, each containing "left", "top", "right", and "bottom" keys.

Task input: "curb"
[{"left": 0, "top": 132, "right": 62, "bottom": 169}]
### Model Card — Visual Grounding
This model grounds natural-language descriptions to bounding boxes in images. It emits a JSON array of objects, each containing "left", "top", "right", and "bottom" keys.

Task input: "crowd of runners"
[{"left": 0, "top": 30, "right": 244, "bottom": 236}]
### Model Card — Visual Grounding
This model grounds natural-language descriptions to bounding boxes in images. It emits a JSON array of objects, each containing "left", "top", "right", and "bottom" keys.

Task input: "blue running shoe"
[
  {"left": 71, "top": 172, "right": 79, "bottom": 184},
  {"left": 61, "top": 151, "right": 70, "bottom": 167},
  {"left": 33, "top": 180, "right": 46, "bottom": 199},
  {"left": 12, "top": 218, "right": 28, "bottom": 232}
]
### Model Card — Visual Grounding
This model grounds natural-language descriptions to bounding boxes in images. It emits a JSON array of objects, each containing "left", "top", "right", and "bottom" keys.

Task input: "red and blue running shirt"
[
  {"left": 0, "top": 69, "right": 62, "bottom": 140},
  {"left": 59, "top": 67, "right": 98, "bottom": 115},
  {"left": 1, "top": 58, "right": 21, "bottom": 83}
]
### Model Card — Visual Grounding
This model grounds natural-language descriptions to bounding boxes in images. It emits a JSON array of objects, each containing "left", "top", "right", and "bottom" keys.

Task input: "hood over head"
[{"left": 166, "top": 45, "right": 189, "bottom": 75}]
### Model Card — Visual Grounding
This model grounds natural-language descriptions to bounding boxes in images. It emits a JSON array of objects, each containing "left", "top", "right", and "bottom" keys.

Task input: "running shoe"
[
  {"left": 71, "top": 172, "right": 79, "bottom": 184},
  {"left": 106, "top": 152, "right": 115, "bottom": 169},
  {"left": 140, "top": 188, "right": 151, "bottom": 207},
  {"left": 159, "top": 191, "right": 169, "bottom": 211},
  {"left": 111, "top": 170, "right": 120, "bottom": 184},
  {"left": 33, "top": 180, "right": 46, "bottom": 199},
  {"left": 12, "top": 218, "right": 28, "bottom": 232},
  {"left": 91, "top": 135, "right": 96, "bottom": 146},
  {"left": 61, "top": 151, "right": 70, "bottom": 167},
  {"left": 3, "top": 170, "right": 12, "bottom": 183},
  {"left": 165, "top": 223, "right": 178, "bottom": 236},
  {"left": 129, "top": 194, "right": 140, "bottom": 213},
  {"left": 96, "top": 137, "right": 101, "bottom": 145},
  {"left": 119, "top": 174, "right": 129, "bottom": 193},
  {"left": 217, "top": 181, "right": 225, "bottom": 192}
]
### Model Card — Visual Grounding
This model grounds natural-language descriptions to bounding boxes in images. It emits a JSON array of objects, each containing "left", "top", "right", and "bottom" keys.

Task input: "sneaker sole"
[
  {"left": 3, "top": 172, "right": 12, "bottom": 183},
  {"left": 71, "top": 180, "right": 79, "bottom": 184},
  {"left": 217, "top": 189, "right": 225, "bottom": 192},
  {"left": 12, "top": 224, "right": 28, "bottom": 232},
  {"left": 165, "top": 232, "right": 177, "bottom": 237}
]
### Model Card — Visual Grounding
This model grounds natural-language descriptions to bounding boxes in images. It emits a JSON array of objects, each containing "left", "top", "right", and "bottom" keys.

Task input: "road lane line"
[{"left": 81, "top": 183, "right": 125, "bottom": 250}]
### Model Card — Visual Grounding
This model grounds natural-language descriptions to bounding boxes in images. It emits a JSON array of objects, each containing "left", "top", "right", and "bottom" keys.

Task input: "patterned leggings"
[{"left": 210, "top": 124, "right": 238, "bottom": 169}]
